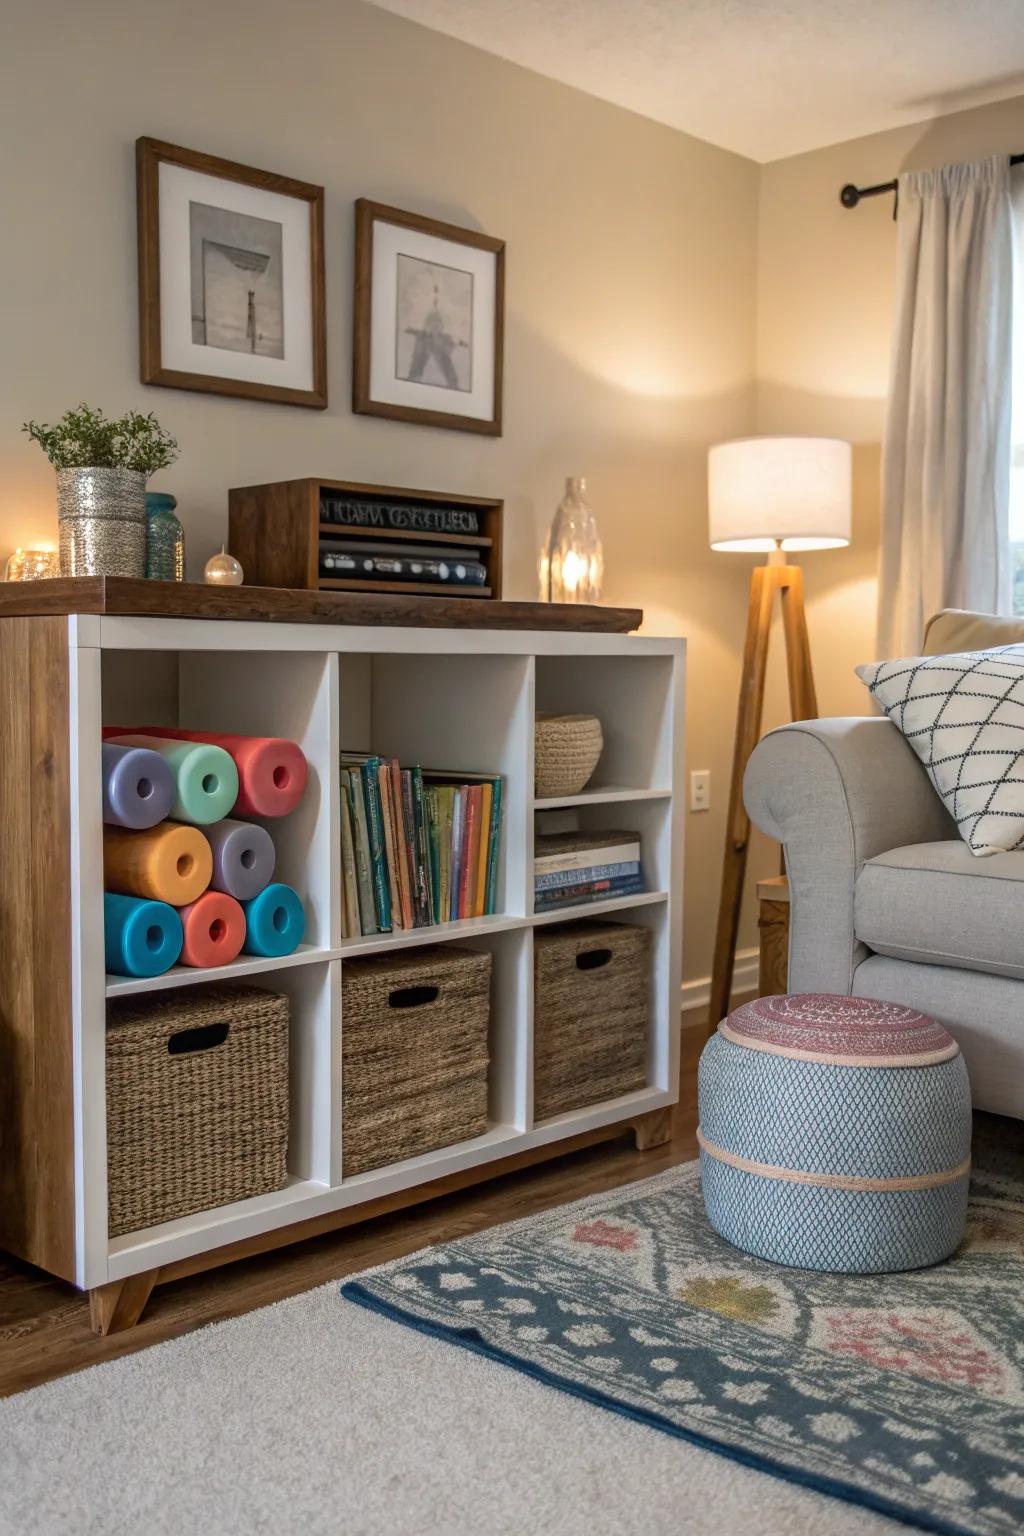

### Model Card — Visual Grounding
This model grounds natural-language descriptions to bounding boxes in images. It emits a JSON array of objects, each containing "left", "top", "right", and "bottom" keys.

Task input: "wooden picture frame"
[
  {"left": 353, "top": 199, "right": 504, "bottom": 436},
  {"left": 136, "top": 137, "right": 327, "bottom": 409}
]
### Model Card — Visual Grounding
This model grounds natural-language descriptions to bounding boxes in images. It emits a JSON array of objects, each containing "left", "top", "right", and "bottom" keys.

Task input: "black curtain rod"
[{"left": 840, "top": 153, "right": 1024, "bottom": 213}]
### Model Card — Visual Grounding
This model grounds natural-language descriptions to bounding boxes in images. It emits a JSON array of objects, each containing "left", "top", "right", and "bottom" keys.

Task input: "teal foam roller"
[
  {"left": 242, "top": 883, "right": 305, "bottom": 958},
  {"left": 104, "top": 892, "right": 183, "bottom": 977}
]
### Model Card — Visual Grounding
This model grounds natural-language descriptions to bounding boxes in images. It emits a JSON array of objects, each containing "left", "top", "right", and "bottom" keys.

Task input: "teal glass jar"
[{"left": 145, "top": 492, "right": 185, "bottom": 581}]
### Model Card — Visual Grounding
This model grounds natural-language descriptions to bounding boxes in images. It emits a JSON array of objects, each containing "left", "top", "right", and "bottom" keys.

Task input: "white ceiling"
[{"left": 367, "top": 0, "right": 1024, "bottom": 162}]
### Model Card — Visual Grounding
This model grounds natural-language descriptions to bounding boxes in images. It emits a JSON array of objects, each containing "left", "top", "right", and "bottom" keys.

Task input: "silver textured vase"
[{"left": 56, "top": 467, "right": 147, "bottom": 578}]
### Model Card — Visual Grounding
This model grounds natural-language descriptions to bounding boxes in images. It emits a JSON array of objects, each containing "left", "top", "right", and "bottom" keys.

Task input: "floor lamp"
[{"left": 706, "top": 436, "right": 852, "bottom": 1035}]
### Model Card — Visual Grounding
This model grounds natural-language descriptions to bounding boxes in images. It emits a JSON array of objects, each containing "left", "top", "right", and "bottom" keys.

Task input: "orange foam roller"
[
  {"left": 104, "top": 822, "right": 212, "bottom": 906},
  {"left": 178, "top": 890, "right": 246, "bottom": 968},
  {"left": 115, "top": 726, "right": 307, "bottom": 818}
]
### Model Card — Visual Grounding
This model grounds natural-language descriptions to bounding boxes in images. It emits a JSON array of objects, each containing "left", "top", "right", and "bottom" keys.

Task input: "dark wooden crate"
[{"left": 229, "top": 477, "right": 503, "bottom": 599}]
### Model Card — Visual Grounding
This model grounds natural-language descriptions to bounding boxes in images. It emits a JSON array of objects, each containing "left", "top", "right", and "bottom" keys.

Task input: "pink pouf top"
[{"left": 721, "top": 993, "right": 959, "bottom": 1068}]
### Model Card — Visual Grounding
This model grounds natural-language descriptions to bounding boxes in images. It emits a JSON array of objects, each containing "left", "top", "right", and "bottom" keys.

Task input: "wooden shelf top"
[{"left": 0, "top": 577, "right": 642, "bottom": 633}]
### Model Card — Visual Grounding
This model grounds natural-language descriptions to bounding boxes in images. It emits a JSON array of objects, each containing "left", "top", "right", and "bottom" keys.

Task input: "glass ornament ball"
[{"left": 204, "top": 545, "right": 244, "bottom": 586}]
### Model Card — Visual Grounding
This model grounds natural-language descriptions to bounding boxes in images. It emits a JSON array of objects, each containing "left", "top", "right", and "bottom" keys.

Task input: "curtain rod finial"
[{"left": 840, "top": 183, "right": 861, "bottom": 209}]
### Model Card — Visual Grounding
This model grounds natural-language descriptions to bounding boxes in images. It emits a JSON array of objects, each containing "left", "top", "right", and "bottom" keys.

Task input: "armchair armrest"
[{"left": 743, "top": 717, "right": 954, "bottom": 995}]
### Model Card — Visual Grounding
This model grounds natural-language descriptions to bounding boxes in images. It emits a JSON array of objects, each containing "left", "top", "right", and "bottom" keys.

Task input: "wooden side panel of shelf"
[
  {"left": 0, "top": 617, "right": 76, "bottom": 1280},
  {"left": 228, "top": 479, "right": 319, "bottom": 590}
]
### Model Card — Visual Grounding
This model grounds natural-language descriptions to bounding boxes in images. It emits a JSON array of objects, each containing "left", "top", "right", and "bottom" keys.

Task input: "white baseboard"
[{"left": 680, "top": 947, "right": 760, "bottom": 1017}]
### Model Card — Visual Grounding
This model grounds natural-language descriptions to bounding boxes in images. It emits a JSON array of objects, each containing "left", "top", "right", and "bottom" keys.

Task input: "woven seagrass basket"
[
  {"left": 534, "top": 713, "right": 603, "bottom": 798},
  {"left": 534, "top": 919, "right": 649, "bottom": 1120},
  {"left": 106, "top": 983, "right": 290, "bottom": 1237},
  {"left": 342, "top": 944, "right": 491, "bottom": 1176}
]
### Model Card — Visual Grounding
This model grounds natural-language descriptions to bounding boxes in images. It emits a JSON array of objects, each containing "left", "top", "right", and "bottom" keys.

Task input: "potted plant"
[{"left": 23, "top": 405, "right": 178, "bottom": 578}]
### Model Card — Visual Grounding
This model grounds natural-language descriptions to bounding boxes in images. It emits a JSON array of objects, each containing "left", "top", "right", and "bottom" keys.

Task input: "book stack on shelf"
[
  {"left": 534, "top": 829, "right": 645, "bottom": 914},
  {"left": 340, "top": 755, "right": 503, "bottom": 938}
]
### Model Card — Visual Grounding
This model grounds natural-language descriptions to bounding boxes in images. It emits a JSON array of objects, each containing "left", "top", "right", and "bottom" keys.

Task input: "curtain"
[{"left": 878, "top": 155, "right": 1014, "bottom": 658}]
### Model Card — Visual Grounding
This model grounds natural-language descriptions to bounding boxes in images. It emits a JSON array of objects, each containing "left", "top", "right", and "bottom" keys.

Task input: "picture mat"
[
  {"left": 369, "top": 220, "right": 496, "bottom": 420},
  {"left": 158, "top": 162, "right": 313, "bottom": 389}
]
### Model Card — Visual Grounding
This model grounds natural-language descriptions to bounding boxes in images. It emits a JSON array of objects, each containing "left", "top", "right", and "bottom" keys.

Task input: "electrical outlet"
[{"left": 690, "top": 769, "right": 711, "bottom": 812}]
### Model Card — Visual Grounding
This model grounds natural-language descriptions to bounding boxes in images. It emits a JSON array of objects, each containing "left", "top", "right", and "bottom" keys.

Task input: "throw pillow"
[{"left": 856, "top": 643, "right": 1024, "bottom": 857}]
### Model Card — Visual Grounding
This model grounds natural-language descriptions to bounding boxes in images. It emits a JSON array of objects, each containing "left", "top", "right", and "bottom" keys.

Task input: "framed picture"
[
  {"left": 353, "top": 199, "right": 504, "bottom": 436},
  {"left": 136, "top": 137, "right": 327, "bottom": 409}
]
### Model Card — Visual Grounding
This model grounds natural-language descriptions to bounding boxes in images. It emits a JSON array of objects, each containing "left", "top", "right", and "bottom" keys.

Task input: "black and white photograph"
[
  {"left": 190, "top": 201, "right": 285, "bottom": 358},
  {"left": 354, "top": 199, "right": 504, "bottom": 435},
  {"left": 395, "top": 254, "right": 473, "bottom": 392},
  {"left": 137, "top": 137, "right": 326, "bottom": 408}
]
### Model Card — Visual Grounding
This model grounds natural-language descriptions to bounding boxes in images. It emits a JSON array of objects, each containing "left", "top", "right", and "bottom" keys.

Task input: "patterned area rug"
[{"left": 343, "top": 1118, "right": 1024, "bottom": 1536}]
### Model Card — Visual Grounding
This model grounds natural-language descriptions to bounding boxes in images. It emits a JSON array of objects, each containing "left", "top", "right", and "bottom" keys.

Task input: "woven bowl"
[{"left": 535, "top": 713, "right": 603, "bottom": 799}]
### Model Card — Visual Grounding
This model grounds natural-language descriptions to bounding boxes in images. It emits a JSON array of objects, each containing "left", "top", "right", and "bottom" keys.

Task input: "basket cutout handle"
[
  {"left": 388, "top": 984, "right": 439, "bottom": 1010},
  {"left": 576, "top": 947, "right": 613, "bottom": 971},
  {"left": 167, "top": 1022, "right": 230, "bottom": 1055}
]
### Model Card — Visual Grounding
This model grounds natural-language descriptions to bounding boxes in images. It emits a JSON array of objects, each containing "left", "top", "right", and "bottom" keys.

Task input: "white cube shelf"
[{"left": 64, "top": 617, "right": 684, "bottom": 1287}]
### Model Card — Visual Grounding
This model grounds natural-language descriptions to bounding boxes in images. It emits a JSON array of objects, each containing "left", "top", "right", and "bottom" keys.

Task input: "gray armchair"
[{"left": 743, "top": 610, "right": 1024, "bottom": 1121}]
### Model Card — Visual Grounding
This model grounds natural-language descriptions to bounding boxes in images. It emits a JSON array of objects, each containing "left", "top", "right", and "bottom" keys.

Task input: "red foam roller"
[
  {"left": 105, "top": 726, "right": 307, "bottom": 817},
  {"left": 178, "top": 890, "right": 246, "bottom": 968}
]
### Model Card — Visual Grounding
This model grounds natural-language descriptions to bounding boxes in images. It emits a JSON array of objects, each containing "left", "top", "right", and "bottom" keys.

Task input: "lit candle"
[{"left": 5, "top": 547, "right": 59, "bottom": 581}]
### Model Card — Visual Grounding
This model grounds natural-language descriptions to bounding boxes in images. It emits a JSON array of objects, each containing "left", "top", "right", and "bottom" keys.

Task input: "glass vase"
[
  {"left": 539, "top": 476, "right": 604, "bottom": 604},
  {"left": 145, "top": 492, "right": 185, "bottom": 582}
]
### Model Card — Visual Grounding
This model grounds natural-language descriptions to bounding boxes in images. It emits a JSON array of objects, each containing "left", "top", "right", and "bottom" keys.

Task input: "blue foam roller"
[
  {"left": 241, "top": 882, "right": 305, "bottom": 958},
  {"left": 104, "top": 892, "right": 183, "bottom": 978},
  {"left": 102, "top": 743, "right": 176, "bottom": 829}
]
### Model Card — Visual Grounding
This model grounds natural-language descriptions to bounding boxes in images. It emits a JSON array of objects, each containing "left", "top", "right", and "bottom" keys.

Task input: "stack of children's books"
[
  {"left": 534, "top": 829, "right": 644, "bottom": 913},
  {"left": 340, "top": 754, "right": 503, "bottom": 937}
]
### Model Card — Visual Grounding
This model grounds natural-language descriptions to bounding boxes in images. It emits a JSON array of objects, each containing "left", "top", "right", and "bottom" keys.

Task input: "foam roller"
[
  {"left": 104, "top": 822, "right": 212, "bottom": 906},
  {"left": 121, "top": 726, "right": 307, "bottom": 817},
  {"left": 104, "top": 893, "right": 183, "bottom": 978},
  {"left": 107, "top": 734, "right": 238, "bottom": 825},
  {"left": 102, "top": 743, "right": 176, "bottom": 830},
  {"left": 178, "top": 890, "right": 246, "bottom": 968},
  {"left": 205, "top": 817, "right": 276, "bottom": 901},
  {"left": 241, "top": 882, "right": 305, "bottom": 958}
]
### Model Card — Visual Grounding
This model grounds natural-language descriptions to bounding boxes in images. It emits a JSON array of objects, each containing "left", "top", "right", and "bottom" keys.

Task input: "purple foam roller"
[
  {"left": 205, "top": 817, "right": 276, "bottom": 901},
  {"left": 102, "top": 743, "right": 175, "bottom": 830}
]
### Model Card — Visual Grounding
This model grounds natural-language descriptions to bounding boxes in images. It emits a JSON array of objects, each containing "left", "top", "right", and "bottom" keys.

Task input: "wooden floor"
[{"left": 0, "top": 1029, "right": 703, "bottom": 1398}]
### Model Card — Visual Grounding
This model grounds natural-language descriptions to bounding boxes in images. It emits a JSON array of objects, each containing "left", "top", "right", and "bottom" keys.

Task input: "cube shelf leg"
[
  {"left": 631, "top": 1106, "right": 673, "bottom": 1151},
  {"left": 88, "top": 1270, "right": 158, "bottom": 1336}
]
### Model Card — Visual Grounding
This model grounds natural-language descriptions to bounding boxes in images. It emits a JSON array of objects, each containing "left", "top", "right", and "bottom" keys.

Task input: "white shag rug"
[{"left": 0, "top": 1280, "right": 901, "bottom": 1536}]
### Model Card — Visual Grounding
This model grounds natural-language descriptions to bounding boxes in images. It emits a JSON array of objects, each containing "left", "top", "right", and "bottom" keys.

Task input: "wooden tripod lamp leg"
[
  {"left": 707, "top": 565, "right": 777, "bottom": 1034},
  {"left": 779, "top": 564, "right": 818, "bottom": 721}
]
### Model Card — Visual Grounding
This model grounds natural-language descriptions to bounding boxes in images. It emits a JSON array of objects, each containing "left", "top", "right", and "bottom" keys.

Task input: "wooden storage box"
[
  {"left": 228, "top": 477, "right": 503, "bottom": 599},
  {"left": 534, "top": 920, "right": 650, "bottom": 1120},
  {"left": 106, "top": 983, "right": 290, "bottom": 1237},
  {"left": 342, "top": 945, "right": 491, "bottom": 1175}
]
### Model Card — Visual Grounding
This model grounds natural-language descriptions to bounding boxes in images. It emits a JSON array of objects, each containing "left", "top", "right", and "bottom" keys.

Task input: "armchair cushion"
[
  {"left": 856, "top": 644, "right": 1024, "bottom": 856},
  {"left": 855, "top": 840, "right": 1024, "bottom": 980}
]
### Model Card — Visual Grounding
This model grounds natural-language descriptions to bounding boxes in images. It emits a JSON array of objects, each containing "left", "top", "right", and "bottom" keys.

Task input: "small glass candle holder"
[
  {"left": 5, "top": 547, "right": 60, "bottom": 581},
  {"left": 204, "top": 545, "right": 244, "bottom": 586}
]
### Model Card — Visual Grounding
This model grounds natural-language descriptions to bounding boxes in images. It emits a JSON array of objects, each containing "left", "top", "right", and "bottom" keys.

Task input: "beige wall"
[{"left": 0, "top": 0, "right": 760, "bottom": 986}]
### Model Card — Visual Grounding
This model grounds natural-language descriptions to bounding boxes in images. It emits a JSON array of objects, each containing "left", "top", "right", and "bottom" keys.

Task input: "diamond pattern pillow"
[{"left": 856, "top": 643, "right": 1024, "bottom": 857}]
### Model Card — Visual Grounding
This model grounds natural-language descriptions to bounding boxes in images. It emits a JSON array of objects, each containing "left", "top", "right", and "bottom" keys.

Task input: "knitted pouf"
[{"left": 698, "top": 993, "right": 971, "bottom": 1273}]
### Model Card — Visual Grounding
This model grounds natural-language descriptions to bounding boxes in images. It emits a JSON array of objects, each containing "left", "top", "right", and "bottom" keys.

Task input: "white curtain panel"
[{"left": 879, "top": 156, "right": 1014, "bottom": 657}]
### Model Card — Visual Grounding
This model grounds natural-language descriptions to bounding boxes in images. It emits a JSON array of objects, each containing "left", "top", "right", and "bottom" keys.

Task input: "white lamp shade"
[{"left": 708, "top": 436, "right": 852, "bottom": 552}]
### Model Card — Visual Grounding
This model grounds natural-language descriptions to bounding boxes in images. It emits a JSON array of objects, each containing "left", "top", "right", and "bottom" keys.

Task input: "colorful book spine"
[
  {"left": 360, "top": 760, "right": 392, "bottom": 932},
  {"left": 410, "top": 768, "right": 431, "bottom": 926},
  {"left": 378, "top": 762, "right": 403, "bottom": 929},
  {"left": 474, "top": 782, "right": 492, "bottom": 919},
  {"left": 390, "top": 757, "right": 414, "bottom": 930},
  {"left": 426, "top": 786, "right": 441, "bottom": 925},
  {"left": 461, "top": 785, "right": 482, "bottom": 919},
  {"left": 438, "top": 785, "right": 454, "bottom": 922},
  {"left": 400, "top": 770, "right": 422, "bottom": 926},
  {"left": 344, "top": 768, "right": 377, "bottom": 936},
  {"left": 339, "top": 774, "right": 360, "bottom": 939},
  {"left": 484, "top": 777, "right": 502, "bottom": 916},
  {"left": 450, "top": 789, "right": 465, "bottom": 922}
]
